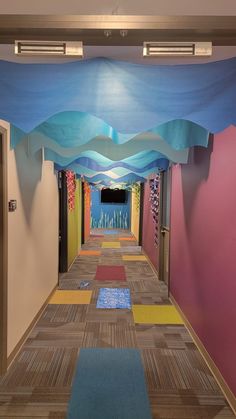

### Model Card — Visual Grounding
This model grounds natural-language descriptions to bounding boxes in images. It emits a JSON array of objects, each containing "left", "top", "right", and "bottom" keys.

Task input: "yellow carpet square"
[
  {"left": 102, "top": 242, "right": 121, "bottom": 248},
  {"left": 49, "top": 290, "right": 92, "bottom": 305},
  {"left": 132, "top": 305, "right": 184, "bottom": 324},
  {"left": 122, "top": 255, "right": 147, "bottom": 261},
  {"left": 119, "top": 237, "right": 136, "bottom": 241}
]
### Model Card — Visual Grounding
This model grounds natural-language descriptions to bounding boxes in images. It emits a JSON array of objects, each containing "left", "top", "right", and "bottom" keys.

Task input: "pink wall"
[
  {"left": 142, "top": 181, "right": 159, "bottom": 270},
  {"left": 170, "top": 127, "right": 236, "bottom": 396}
]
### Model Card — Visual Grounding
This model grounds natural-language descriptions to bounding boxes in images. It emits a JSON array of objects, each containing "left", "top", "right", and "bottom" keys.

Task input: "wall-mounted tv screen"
[{"left": 101, "top": 188, "right": 127, "bottom": 204}]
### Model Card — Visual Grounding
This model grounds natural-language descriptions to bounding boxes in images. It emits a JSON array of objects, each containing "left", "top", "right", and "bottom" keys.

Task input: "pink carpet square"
[{"left": 94, "top": 265, "right": 126, "bottom": 281}]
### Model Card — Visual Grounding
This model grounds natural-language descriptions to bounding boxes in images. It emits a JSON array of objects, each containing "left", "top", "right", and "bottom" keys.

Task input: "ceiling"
[{"left": 1, "top": 0, "right": 236, "bottom": 15}]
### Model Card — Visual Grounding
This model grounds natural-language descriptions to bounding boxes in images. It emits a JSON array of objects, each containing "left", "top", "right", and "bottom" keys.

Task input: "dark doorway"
[{"left": 58, "top": 171, "right": 68, "bottom": 273}]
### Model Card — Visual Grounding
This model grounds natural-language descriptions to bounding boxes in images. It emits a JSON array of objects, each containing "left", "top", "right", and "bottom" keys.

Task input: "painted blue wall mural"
[{"left": 91, "top": 190, "right": 130, "bottom": 229}]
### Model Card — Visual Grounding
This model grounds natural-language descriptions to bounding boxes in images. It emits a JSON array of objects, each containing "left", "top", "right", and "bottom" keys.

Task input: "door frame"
[
  {"left": 58, "top": 170, "right": 68, "bottom": 273},
  {"left": 159, "top": 169, "right": 171, "bottom": 292},
  {"left": 0, "top": 126, "right": 8, "bottom": 374},
  {"left": 81, "top": 182, "right": 85, "bottom": 244},
  {"left": 138, "top": 182, "right": 145, "bottom": 246}
]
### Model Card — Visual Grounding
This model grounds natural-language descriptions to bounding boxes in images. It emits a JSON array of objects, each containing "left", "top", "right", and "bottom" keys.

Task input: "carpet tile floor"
[{"left": 0, "top": 229, "right": 234, "bottom": 418}]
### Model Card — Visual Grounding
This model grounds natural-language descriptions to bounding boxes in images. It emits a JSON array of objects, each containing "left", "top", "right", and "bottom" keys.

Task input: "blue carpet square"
[
  {"left": 103, "top": 229, "right": 119, "bottom": 234},
  {"left": 97, "top": 288, "right": 131, "bottom": 309},
  {"left": 67, "top": 349, "right": 152, "bottom": 419}
]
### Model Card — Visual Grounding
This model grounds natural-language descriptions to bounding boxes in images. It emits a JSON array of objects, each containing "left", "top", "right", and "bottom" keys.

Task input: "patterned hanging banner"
[
  {"left": 149, "top": 174, "right": 160, "bottom": 247},
  {"left": 83, "top": 181, "right": 91, "bottom": 209},
  {"left": 66, "top": 170, "right": 76, "bottom": 211}
]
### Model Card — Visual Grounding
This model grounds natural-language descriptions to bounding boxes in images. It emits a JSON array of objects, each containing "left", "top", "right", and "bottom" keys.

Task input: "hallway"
[{"left": 0, "top": 229, "right": 234, "bottom": 418}]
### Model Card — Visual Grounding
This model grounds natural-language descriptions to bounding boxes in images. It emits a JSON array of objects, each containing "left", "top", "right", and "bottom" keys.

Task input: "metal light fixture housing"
[
  {"left": 143, "top": 41, "right": 212, "bottom": 57},
  {"left": 15, "top": 40, "right": 83, "bottom": 57}
]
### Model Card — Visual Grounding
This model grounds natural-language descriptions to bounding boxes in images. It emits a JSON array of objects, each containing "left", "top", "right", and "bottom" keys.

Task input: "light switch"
[{"left": 8, "top": 200, "right": 17, "bottom": 212}]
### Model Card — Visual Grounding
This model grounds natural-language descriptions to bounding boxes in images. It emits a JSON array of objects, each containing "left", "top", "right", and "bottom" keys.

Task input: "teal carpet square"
[
  {"left": 67, "top": 349, "right": 152, "bottom": 419},
  {"left": 103, "top": 229, "right": 119, "bottom": 234}
]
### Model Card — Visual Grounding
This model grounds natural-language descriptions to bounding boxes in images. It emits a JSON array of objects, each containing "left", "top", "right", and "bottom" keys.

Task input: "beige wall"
[{"left": 0, "top": 121, "right": 59, "bottom": 356}]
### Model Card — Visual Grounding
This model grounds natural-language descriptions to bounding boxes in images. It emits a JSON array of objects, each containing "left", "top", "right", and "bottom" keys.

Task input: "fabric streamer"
[
  {"left": 66, "top": 171, "right": 76, "bottom": 211},
  {"left": 149, "top": 175, "right": 160, "bottom": 246}
]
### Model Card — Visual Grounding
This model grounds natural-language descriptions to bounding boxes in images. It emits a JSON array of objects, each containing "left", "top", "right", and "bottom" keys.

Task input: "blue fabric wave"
[
  {"left": 22, "top": 131, "right": 189, "bottom": 163},
  {"left": 1, "top": 57, "right": 236, "bottom": 133},
  {"left": 10, "top": 113, "right": 209, "bottom": 151},
  {"left": 45, "top": 150, "right": 169, "bottom": 172},
  {"left": 53, "top": 160, "right": 168, "bottom": 179},
  {"left": 83, "top": 173, "right": 146, "bottom": 184},
  {"left": 77, "top": 150, "right": 168, "bottom": 170},
  {"left": 12, "top": 112, "right": 208, "bottom": 150},
  {"left": 54, "top": 163, "right": 146, "bottom": 185}
]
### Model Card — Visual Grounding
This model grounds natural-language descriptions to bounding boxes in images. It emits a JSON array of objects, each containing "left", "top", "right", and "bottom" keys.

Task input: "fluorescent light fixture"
[
  {"left": 15, "top": 40, "right": 83, "bottom": 57},
  {"left": 143, "top": 42, "right": 212, "bottom": 57}
]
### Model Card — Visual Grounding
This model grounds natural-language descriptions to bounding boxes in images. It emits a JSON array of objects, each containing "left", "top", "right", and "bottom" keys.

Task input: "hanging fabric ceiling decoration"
[
  {"left": 1, "top": 57, "right": 236, "bottom": 133},
  {"left": 10, "top": 112, "right": 209, "bottom": 150},
  {"left": 49, "top": 150, "right": 169, "bottom": 173},
  {"left": 53, "top": 150, "right": 170, "bottom": 186},
  {"left": 1, "top": 56, "right": 235, "bottom": 186},
  {"left": 54, "top": 158, "right": 169, "bottom": 178}
]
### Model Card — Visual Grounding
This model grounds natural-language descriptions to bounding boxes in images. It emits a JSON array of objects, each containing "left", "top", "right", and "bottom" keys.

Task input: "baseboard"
[
  {"left": 170, "top": 293, "right": 236, "bottom": 415},
  {"left": 130, "top": 229, "right": 139, "bottom": 242},
  {"left": 142, "top": 249, "right": 159, "bottom": 279},
  {"left": 68, "top": 254, "right": 78, "bottom": 271},
  {"left": 7, "top": 284, "right": 57, "bottom": 368}
]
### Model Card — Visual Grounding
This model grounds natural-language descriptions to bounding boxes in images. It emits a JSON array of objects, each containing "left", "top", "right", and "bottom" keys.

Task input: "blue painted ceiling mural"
[{"left": 1, "top": 57, "right": 235, "bottom": 186}]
